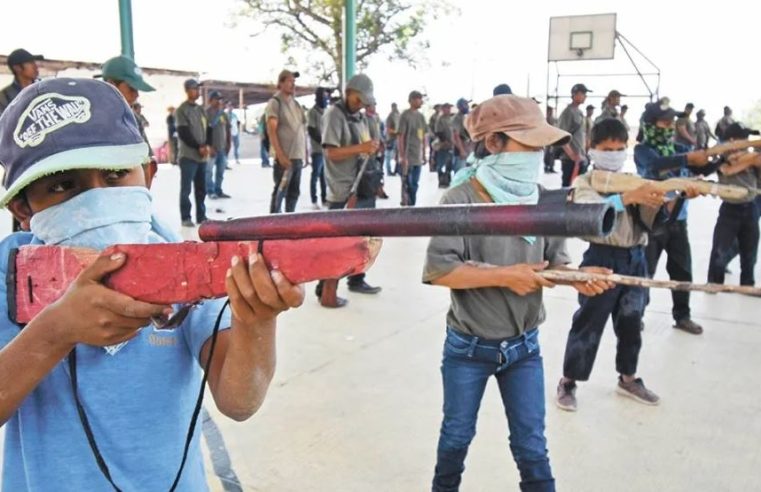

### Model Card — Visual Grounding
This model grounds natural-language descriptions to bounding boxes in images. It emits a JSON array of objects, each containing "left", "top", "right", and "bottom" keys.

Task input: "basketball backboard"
[{"left": 548, "top": 14, "right": 617, "bottom": 61}]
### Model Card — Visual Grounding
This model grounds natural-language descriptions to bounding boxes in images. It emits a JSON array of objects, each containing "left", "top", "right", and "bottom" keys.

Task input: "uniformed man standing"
[{"left": 0, "top": 48, "right": 43, "bottom": 116}]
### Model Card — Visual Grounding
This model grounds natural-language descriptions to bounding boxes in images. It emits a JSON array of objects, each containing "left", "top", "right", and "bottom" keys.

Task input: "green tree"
[{"left": 238, "top": 0, "right": 451, "bottom": 86}]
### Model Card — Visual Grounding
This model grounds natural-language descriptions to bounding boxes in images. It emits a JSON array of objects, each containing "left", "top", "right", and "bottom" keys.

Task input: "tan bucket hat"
[{"left": 466, "top": 95, "right": 570, "bottom": 147}]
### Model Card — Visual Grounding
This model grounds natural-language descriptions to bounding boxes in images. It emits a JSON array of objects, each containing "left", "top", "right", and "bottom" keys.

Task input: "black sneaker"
[{"left": 347, "top": 281, "right": 382, "bottom": 294}]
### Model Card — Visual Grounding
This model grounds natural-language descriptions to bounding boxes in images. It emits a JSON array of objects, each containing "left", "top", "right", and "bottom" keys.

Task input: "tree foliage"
[{"left": 238, "top": 0, "right": 450, "bottom": 86}]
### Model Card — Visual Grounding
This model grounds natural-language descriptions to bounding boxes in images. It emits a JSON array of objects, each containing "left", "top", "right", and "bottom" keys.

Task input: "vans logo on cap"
[{"left": 13, "top": 93, "right": 92, "bottom": 148}]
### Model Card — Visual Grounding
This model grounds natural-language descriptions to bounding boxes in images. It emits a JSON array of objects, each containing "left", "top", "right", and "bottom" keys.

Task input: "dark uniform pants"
[
  {"left": 707, "top": 201, "right": 759, "bottom": 286},
  {"left": 645, "top": 220, "right": 692, "bottom": 322}
]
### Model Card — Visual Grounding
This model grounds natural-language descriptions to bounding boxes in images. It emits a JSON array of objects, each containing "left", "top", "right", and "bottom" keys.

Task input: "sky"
[{"left": 2, "top": 0, "right": 760, "bottom": 123}]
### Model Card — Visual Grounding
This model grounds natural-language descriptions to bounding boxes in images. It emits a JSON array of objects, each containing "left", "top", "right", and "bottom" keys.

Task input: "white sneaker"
[{"left": 312, "top": 203, "right": 321, "bottom": 210}]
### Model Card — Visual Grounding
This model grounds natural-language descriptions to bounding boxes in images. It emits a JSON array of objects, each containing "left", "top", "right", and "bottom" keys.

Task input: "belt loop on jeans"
[{"left": 467, "top": 336, "right": 478, "bottom": 358}]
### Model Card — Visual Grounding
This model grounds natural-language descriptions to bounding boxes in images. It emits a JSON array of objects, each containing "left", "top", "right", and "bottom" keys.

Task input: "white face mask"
[
  {"left": 29, "top": 186, "right": 155, "bottom": 250},
  {"left": 589, "top": 149, "right": 627, "bottom": 172}
]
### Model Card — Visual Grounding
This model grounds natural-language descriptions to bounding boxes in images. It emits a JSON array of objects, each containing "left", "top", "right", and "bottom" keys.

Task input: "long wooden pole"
[{"left": 539, "top": 270, "right": 761, "bottom": 296}]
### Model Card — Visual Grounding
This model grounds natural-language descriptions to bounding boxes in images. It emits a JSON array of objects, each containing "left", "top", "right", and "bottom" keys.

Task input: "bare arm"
[
  {"left": 430, "top": 262, "right": 554, "bottom": 295},
  {"left": 677, "top": 123, "right": 697, "bottom": 145},
  {"left": 203, "top": 254, "right": 304, "bottom": 421}
]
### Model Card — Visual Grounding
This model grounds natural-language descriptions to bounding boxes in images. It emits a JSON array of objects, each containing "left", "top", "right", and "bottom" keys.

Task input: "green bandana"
[{"left": 642, "top": 123, "right": 676, "bottom": 156}]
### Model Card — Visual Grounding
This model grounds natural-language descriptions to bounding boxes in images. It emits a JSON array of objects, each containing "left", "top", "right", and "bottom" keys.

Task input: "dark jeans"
[
  {"left": 269, "top": 160, "right": 302, "bottom": 213},
  {"left": 179, "top": 157, "right": 207, "bottom": 222},
  {"left": 563, "top": 244, "right": 647, "bottom": 380},
  {"left": 206, "top": 151, "right": 227, "bottom": 195},
  {"left": 169, "top": 137, "right": 178, "bottom": 164},
  {"left": 314, "top": 198, "right": 376, "bottom": 292},
  {"left": 436, "top": 149, "right": 453, "bottom": 186},
  {"left": 310, "top": 153, "right": 327, "bottom": 205},
  {"left": 433, "top": 328, "right": 554, "bottom": 492},
  {"left": 405, "top": 165, "right": 423, "bottom": 206},
  {"left": 707, "top": 202, "right": 759, "bottom": 286},
  {"left": 260, "top": 137, "right": 270, "bottom": 166},
  {"left": 543, "top": 148, "right": 555, "bottom": 172},
  {"left": 560, "top": 158, "right": 586, "bottom": 187},
  {"left": 645, "top": 220, "right": 692, "bottom": 322}
]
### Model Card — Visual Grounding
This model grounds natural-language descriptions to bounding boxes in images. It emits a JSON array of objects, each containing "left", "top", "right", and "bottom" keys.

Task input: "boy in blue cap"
[{"left": 0, "top": 78, "right": 304, "bottom": 490}]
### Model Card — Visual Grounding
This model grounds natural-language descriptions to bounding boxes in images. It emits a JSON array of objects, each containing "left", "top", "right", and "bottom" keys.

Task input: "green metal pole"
[
  {"left": 118, "top": 0, "right": 135, "bottom": 60},
  {"left": 343, "top": 0, "right": 356, "bottom": 89}
]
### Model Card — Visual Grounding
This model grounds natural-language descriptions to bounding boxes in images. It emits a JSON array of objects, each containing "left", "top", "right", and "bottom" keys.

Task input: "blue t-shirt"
[
  {"left": 633, "top": 143, "right": 691, "bottom": 221},
  {"left": 0, "top": 220, "right": 231, "bottom": 491}
]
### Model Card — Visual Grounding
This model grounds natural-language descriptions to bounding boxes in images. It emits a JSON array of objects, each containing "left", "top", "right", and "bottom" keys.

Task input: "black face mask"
[{"left": 315, "top": 90, "right": 328, "bottom": 109}]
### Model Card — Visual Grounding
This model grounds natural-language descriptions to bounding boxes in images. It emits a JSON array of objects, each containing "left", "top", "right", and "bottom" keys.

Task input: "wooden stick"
[
  {"left": 589, "top": 170, "right": 755, "bottom": 201},
  {"left": 705, "top": 138, "right": 761, "bottom": 157},
  {"left": 538, "top": 270, "right": 761, "bottom": 296}
]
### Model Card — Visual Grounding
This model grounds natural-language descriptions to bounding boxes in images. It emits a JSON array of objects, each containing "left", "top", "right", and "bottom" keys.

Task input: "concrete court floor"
[{"left": 1, "top": 149, "right": 759, "bottom": 491}]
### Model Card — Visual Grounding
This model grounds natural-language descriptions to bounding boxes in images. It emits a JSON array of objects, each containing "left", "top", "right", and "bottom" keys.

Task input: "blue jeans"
[
  {"left": 205, "top": 151, "right": 227, "bottom": 195},
  {"left": 563, "top": 244, "right": 647, "bottom": 380},
  {"left": 179, "top": 157, "right": 207, "bottom": 222},
  {"left": 384, "top": 140, "right": 397, "bottom": 175},
  {"left": 231, "top": 134, "right": 240, "bottom": 161},
  {"left": 452, "top": 156, "right": 467, "bottom": 173},
  {"left": 269, "top": 160, "right": 302, "bottom": 213},
  {"left": 433, "top": 328, "right": 554, "bottom": 492},
  {"left": 405, "top": 165, "right": 422, "bottom": 206},
  {"left": 310, "top": 153, "right": 326, "bottom": 204}
]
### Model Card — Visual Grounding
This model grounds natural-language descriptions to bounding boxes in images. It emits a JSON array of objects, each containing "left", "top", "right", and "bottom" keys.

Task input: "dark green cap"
[{"left": 97, "top": 55, "right": 155, "bottom": 92}]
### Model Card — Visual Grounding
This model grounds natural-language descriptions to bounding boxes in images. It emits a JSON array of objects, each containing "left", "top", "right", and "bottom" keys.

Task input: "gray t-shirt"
[
  {"left": 719, "top": 166, "right": 761, "bottom": 204},
  {"left": 435, "top": 114, "right": 454, "bottom": 150},
  {"left": 675, "top": 116, "right": 696, "bottom": 146},
  {"left": 207, "top": 107, "right": 229, "bottom": 152},
  {"left": 695, "top": 119, "right": 712, "bottom": 148},
  {"left": 385, "top": 110, "right": 400, "bottom": 141},
  {"left": 422, "top": 181, "right": 571, "bottom": 340},
  {"left": 265, "top": 92, "right": 306, "bottom": 160},
  {"left": 175, "top": 100, "right": 208, "bottom": 163},
  {"left": 558, "top": 104, "right": 585, "bottom": 156},
  {"left": 398, "top": 108, "right": 427, "bottom": 166},
  {"left": 307, "top": 105, "right": 324, "bottom": 155},
  {"left": 322, "top": 102, "right": 371, "bottom": 203}
]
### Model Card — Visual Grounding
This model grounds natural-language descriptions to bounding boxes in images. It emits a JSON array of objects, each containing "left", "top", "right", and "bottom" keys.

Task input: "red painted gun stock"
[{"left": 10, "top": 238, "right": 381, "bottom": 324}]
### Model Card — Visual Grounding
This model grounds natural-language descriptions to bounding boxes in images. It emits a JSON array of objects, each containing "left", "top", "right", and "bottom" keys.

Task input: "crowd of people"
[{"left": 0, "top": 46, "right": 759, "bottom": 492}]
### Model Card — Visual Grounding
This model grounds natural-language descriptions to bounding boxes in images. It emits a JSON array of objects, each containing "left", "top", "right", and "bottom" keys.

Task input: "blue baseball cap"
[{"left": 0, "top": 78, "right": 148, "bottom": 206}]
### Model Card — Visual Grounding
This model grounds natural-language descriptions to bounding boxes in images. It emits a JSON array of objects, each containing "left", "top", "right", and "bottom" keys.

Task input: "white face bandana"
[
  {"left": 588, "top": 149, "right": 627, "bottom": 172},
  {"left": 29, "top": 186, "right": 161, "bottom": 355}
]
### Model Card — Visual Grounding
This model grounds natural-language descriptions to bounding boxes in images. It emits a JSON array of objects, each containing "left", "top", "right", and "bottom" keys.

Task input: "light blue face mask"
[
  {"left": 452, "top": 151, "right": 543, "bottom": 243},
  {"left": 30, "top": 186, "right": 160, "bottom": 250}
]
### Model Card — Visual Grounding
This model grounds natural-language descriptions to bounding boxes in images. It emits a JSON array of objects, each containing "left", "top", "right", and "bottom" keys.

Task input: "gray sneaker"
[
  {"left": 556, "top": 379, "right": 577, "bottom": 412},
  {"left": 181, "top": 219, "right": 195, "bottom": 228},
  {"left": 616, "top": 377, "right": 660, "bottom": 406},
  {"left": 674, "top": 318, "right": 703, "bottom": 335}
]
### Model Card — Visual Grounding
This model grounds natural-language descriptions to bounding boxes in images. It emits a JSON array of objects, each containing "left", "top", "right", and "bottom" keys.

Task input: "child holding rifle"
[
  {"left": 557, "top": 118, "right": 701, "bottom": 412},
  {"left": 423, "top": 95, "right": 613, "bottom": 492},
  {"left": 0, "top": 79, "right": 303, "bottom": 490}
]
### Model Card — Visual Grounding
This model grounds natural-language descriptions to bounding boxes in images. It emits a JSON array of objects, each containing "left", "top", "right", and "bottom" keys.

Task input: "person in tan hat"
[{"left": 422, "top": 95, "right": 613, "bottom": 492}]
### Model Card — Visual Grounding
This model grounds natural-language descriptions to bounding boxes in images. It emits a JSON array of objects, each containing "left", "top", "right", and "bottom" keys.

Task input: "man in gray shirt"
[
  {"left": 266, "top": 69, "right": 307, "bottom": 213},
  {"left": 205, "top": 91, "right": 231, "bottom": 199},
  {"left": 397, "top": 90, "right": 428, "bottom": 205},
  {"left": 175, "top": 78, "right": 211, "bottom": 227},
  {"left": 315, "top": 74, "right": 381, "bottom": 307},
  {"left": 558, "top": 83, "right": 592, "bottom": 187},
  {"left": 675, "top": 103, "right": 697, "bottom": 149},
  {"left": 307, "top": 88, "right": 329, "bottom": 209},
  {"left": 384, "top": 102, "right": 401, "bottom": 175},
  {"left": 0, "top": 49, "right": 42, "bottom": 117}
]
